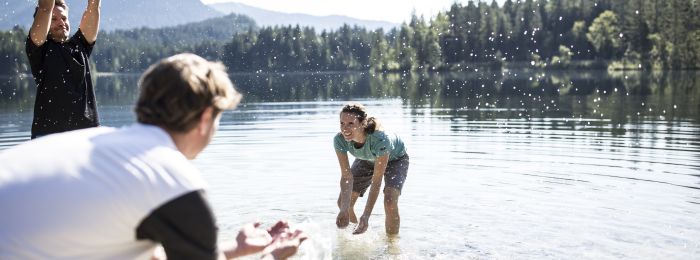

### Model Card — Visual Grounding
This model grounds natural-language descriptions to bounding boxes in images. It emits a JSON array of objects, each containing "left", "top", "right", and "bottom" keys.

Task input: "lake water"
[{"left": 1, "top": 70, "right": 699, "bottom": 259}]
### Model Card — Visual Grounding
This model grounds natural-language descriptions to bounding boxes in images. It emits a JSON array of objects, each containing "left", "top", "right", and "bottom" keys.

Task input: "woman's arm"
[
  {"left": 335, "top": 151, "right": 353, "bottom": 227},
  {"left": 353, "top": 154, "right": 389, "bottom": 234}
]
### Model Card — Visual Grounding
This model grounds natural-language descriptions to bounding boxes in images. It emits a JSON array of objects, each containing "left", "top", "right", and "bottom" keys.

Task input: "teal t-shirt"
[{"left": 334, "top": 131, "right": 406, "bottom": 162}]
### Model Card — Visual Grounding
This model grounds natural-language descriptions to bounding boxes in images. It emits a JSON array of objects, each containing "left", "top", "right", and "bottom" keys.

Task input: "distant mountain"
[
  {"left": 90, "top": 13, "right": 257, "bottom": 72},
  {"left": 208, "top": 2, "right": 397, "bottom": 32},
  {"left": 101, "top": 13, "right": 256, "bottom": 47},
  {"left": 1, "top": 0, "right": 397, "bottom": 32},
  {"left": 0, "top": 0, "right": 223, "bottom": 31},
  {"left": 0, "top": 0, "right": 35, "bottom": 30}
]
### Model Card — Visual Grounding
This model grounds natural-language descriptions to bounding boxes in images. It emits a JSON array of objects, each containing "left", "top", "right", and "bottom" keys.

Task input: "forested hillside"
[
  {"left": 1, "top": 0, "right": 699, "bottom": 75},
  {"left": 93, "top": 13, "right": 257, "bottom": 72}
]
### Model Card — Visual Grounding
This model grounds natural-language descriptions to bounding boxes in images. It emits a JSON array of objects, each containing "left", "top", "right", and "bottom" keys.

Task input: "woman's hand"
[
  {"left": 353, "top": 215, "right": 369, "bottom": 234},
  {"left": 336, "top": 211, "right": 350, "bottom": 228}
]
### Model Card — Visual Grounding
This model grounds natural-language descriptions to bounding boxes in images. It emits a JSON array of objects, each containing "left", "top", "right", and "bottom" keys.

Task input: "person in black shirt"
[{"left": 26, "top": 0, "right": 101, "bottom": 139}]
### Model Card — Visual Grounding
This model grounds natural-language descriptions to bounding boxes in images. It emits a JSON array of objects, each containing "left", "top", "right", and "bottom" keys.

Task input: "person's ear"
[{"left": 198, "top": 107, "right": 214, "bottom": 135}]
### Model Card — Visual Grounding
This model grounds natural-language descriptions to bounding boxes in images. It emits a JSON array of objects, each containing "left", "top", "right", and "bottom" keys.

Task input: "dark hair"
[
  {"left": 341, "top": 103, "right": 381, "bottom": 134},
  {"left": 33, "top": 0, "right": 67, "bottom": 18}
]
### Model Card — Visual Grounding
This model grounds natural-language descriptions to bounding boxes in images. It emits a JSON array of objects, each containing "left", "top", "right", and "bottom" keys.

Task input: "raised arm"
[
  {"left": 79, "top": 0, "right": 101, "bottom": 44},
  {"left": 335, "top": 150, "right": 353, "bottom": 227},
  {"left": 28, "top": 0, "right": 55, "bottom": 46},
  {"left": 353, "top": 154, "right": 389, "bottom": 235}
]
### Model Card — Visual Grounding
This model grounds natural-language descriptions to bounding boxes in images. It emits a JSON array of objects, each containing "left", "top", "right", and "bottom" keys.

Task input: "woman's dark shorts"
[{"left": 351, "top": 154, "right": 409, "bottom": 197}]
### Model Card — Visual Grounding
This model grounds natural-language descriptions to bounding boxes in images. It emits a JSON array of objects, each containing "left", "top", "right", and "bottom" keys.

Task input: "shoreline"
[
  {"left": 3, "top": 67, "right": 700, "bottom": 79},
  {"left": 94, "top": 72, "right": 141, "bottom": 77}
]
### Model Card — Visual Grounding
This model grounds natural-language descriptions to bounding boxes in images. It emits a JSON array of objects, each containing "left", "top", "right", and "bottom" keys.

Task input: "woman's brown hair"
[{"left": 341, "top": 103, "right": 381, "bottom": 134}]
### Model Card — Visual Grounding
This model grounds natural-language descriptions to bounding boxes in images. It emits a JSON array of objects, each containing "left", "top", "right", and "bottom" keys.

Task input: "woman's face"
[{"left": 340, "top": 112, "right": 363, "bottom": 141}]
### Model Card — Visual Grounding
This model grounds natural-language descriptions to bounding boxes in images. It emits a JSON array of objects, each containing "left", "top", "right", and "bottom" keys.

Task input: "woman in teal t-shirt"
[{"left": 333, "top": 103, "right": 409, "bottom": 235}]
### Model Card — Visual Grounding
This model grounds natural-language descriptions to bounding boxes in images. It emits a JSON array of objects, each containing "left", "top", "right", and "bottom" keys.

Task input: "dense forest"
[{"left": 1, "top": 0, "right": 699, "bottom": 75}]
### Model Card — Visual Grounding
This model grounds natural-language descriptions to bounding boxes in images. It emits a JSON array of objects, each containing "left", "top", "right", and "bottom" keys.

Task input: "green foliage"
[
  {"left": 647, "top": 33, "right": 669, "bottom": 70},
  {"left": 1, "top": 0, "right": 699, "bottom": 74},
  {"left": 550, "top": 45, "right": 573, "bottom": 68},
  {"left": 0, "top": 27, "right": 29, "bottom": 75},
  {"left": 686, "top": 30, "right": 700, "bottom": 69},
  {"left": 587, "top": 11, "right": 622, "bottom": 59},
  {"left": 93, "top": 13, "right": 256, "bottom": 73}
]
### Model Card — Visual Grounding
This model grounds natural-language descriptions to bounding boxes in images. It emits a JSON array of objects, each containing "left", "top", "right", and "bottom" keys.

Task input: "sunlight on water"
[
  {"left": 1, "top": 72, "right": 699, "bottom": 259},
  {"left": 194, "top": 100, "right": 700, "bottom": 259}
]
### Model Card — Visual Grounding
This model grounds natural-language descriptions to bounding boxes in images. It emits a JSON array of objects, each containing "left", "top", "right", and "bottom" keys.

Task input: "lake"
[{"left": 1, "top": 70, "right": 699, "bottom": 259}]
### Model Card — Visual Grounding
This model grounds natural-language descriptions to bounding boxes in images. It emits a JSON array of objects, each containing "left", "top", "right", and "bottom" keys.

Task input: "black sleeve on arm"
[
  {"left": 73, "top": 29, "right": 95, "bottom": 56},
  {"left": 25, "top": 36, "right": 44, "bottom": 80},
  {"left": 136, "top": 190, "right": 219, "bottom": 260}
]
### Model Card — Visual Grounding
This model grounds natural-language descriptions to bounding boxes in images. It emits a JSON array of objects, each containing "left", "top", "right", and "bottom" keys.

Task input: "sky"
[{"left": 200, "top": 0, "right": 504, "bottom": 24}]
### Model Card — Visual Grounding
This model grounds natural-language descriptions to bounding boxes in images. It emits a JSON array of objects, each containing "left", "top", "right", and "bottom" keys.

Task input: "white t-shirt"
[{"left": 0, "top": 124, "right": 207, "bottom": 259}]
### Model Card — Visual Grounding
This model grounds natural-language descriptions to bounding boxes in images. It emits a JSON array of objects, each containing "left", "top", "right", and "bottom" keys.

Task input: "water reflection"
[
  {"left": 226, "top": 70, "right": 700, "bottom": 148},
  {"left": 0, "top": 75, "right": 33, "bottom": 112},
  {"left": 230, "top": 70, "right": 699, "bottom": 121},
  {"left": 3, "top": 70, "right": 699, "bottom": 114},
  {"left": 1, "top": 70, "right": 699, "bottom": 144},
  {"left": 0, "top": 70, "right": 699, "bottom": 258},
  {"left": 0, "top": 74, "right": 142, "bottom": 113}
]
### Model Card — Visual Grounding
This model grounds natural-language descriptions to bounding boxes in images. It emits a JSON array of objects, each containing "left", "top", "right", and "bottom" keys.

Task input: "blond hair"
[{"left": 135, "top": 53, "right": 242, "bottom": 132}]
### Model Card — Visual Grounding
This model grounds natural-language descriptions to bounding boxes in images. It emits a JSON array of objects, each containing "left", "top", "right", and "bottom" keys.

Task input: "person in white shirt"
[{"left": 0, "top": 53, "right": 307, "bottom": 260}]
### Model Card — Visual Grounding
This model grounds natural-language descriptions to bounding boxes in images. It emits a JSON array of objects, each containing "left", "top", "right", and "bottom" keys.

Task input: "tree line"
[{"left": 1, "top": 0, "right": 699, "bottom": 75}]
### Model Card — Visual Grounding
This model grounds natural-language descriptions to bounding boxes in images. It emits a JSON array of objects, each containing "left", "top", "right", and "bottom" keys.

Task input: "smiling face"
[
  {"left": 340, "top": 112, "right": 365, "bottom": 142},
  {"left": 48, "top": 5, "right": 70, "bottom": 42}
]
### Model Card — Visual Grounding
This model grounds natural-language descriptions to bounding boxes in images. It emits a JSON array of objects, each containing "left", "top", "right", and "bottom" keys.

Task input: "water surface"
[{"left": 1, "top": 70, "right": 699, "bottom": 259}]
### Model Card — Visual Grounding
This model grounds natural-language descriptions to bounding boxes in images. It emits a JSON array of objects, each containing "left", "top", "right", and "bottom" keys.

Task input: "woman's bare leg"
[{"left": 384, "top": 188, "right": 401, "bottom": 235}]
